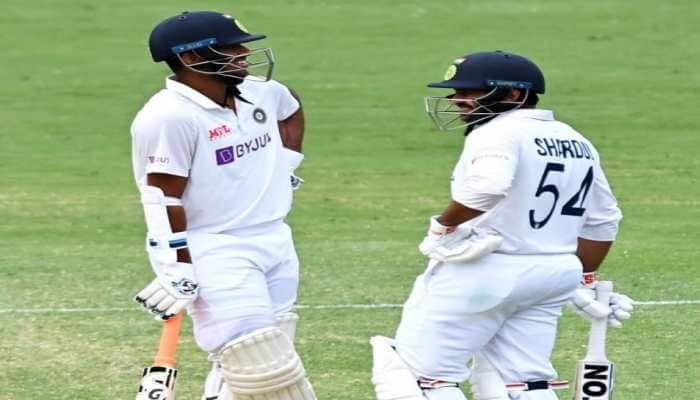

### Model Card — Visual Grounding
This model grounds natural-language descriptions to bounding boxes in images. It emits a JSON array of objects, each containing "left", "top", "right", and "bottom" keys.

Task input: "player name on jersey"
[{"left": 534, "top": 137, "right": 595, "bottom": 160}]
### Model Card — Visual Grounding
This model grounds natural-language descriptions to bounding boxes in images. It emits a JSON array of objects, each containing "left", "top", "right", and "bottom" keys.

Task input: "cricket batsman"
[
  {"left": 130, "top": 11, "right": 316, "bottom": 400},
  {"left": 370, "top": 51, "right": 635, "bottom": 400}
]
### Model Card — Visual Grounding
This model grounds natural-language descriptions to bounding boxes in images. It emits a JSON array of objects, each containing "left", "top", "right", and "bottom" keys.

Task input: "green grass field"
[{"left": 1, "top": 0, "right": 699, "bottom": 398}]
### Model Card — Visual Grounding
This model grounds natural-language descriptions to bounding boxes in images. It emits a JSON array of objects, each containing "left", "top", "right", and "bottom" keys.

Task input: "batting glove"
[
  {"left": 134, "top": 261, "right": 198, "bottom": 321},
  {"left": 283, "top": 148, "right": 305, "bottom": 191},
  {"left": 568, "top": 272, "right": 635, "bottom": 328},
  {"left": 290, "top": 173, "right": 305, "bottom": 191},
  {"left": 418, "top": 216, "right": 502, "bottom": 263},
  {"left": 136, "top": 366, "right": 177, "bottom": 400}
]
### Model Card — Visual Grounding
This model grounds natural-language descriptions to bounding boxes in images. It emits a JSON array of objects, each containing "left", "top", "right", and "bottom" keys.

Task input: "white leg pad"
[
  {"left": 469, "top": 355, "right": 509, "bottom": 400},
  {"left": 422, "top": 387, "right": 467, "bottom": 400},
  {"left": 202, "top": 313, "right": 300, "bottom": 400},
  {"left": 201, "top": 362, "right": 235, "bottom": 400},
  {"left": 508, "top": 391, "right": 558, "bottom": 400},
  {"left": 275, "top": 312, "right": 299, "bottom": 342},
  {"left": 218, "top": 327, "right": 316, "bottom": 400},
  {"left": 370, "top": 336, "right": 427, "bottom": 400}
]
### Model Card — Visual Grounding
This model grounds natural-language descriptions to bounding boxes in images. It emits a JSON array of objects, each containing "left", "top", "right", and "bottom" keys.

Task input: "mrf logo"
[
  {"left": 580, "top": 363, "right": 613, "bottom": 399},
  {"left": 208, "top": 124, "right": 232, "bottom": 141}
]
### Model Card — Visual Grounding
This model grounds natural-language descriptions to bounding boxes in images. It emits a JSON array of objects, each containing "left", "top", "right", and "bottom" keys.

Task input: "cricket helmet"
[
  {"left": 425, "top": 51, "right": 545, "bottom": 132},
  {"left": 148, "top": 11, "right": 274, "bottom": 82},
  {"left": 149, "top": 11, "right": 266, "bottom": 62},
  {"left": 428, "top": 51, "right": 545, "bottom": 93}
]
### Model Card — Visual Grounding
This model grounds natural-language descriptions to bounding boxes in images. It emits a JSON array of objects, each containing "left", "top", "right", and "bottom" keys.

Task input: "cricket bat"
[
  {"left": 572, "top": 281, "right": 615, "bottom": 400},
  {"left": 135, "top": 311, "right": 184, "bottom": 400}
]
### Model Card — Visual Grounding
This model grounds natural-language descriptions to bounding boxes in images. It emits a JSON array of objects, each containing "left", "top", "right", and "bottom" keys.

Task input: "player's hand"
[
  {"left": 283, "top": 148, "right": 305, "bottom": 191},
  {"left": 607, "top": 290, "right": 634, "bottom": 327},
  {"left": 568, "top": 272, "right": 634, "bottom": 328},
  {"left": 134, "top": 262, "right": 198, "bottom": 320},
  {"left": 418, "top": 216, "right": 502, "bottom": 263},
  {"left": 290, "top": 173, "right": 304, "bottom": 190}
]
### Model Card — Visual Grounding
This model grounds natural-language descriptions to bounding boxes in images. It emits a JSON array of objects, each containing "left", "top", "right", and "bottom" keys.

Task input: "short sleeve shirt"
[
  {"left": 131, "top": 77, "right": 300, "bottom": 233},
  {"left": 451, "top": 109, "right": 622, "bottom": 254}
]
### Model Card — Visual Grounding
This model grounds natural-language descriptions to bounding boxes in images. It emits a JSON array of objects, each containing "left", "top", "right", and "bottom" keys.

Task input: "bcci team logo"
[
  {"left": 444, "top": 65, "right": 457, "bottom": 80},
  {"left": 252, "top": 108, "right": 267, "bottom": 124},
  {"left": 235, "top": 19, "right": 250, "bottom": 33},
  {"left": 222, "top": 14, "right": 250, "bottom": 33},
  {"left": 444, "top": 57, "right": 464, "bottom": 80}
]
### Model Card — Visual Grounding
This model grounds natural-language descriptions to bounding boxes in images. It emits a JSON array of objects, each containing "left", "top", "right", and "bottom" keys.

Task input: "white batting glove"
[
  {"left": 136, "top": 366, "right": 177, "bottom": 400},
  {"left": 568, "top": 272, "right": 635, "bottom": 328},
  {"left": 419, "top": 216, "right": 502, "bottom": 263},
  {"left": 134, "top": 262, "right": 198, "bottom": 321},
  {"left": 283, "top": 148, "right": 305, "bottom": 191},
  {"left": 290, "top": 173, "right": 305, "bottom": 191}
]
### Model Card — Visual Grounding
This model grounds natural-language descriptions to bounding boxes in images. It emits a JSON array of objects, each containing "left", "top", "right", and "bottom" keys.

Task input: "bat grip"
[
  {"left": 586, "top": 281, "right": 613, "bottom": 361},
  {"left": 153, "top": 311, "right": 184, "bottom": 367}
]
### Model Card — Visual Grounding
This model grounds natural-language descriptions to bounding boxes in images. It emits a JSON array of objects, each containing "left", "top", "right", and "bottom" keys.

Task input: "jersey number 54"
[{"left": 529, "top": 162, "right": 594, "bottom": 229}]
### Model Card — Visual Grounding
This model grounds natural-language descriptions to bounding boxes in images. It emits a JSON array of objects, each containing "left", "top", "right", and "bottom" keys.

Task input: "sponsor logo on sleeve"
[{"left": 147, "top": 156, "right": 170, "bottom": 164}]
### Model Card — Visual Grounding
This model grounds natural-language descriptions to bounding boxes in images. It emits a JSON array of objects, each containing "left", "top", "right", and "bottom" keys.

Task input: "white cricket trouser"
[
  {"left": 186, "top": 219, "right": 299, "bottom": 352},
  {"left": 395, "top": 252, "right": 582, "bottom": 384}
]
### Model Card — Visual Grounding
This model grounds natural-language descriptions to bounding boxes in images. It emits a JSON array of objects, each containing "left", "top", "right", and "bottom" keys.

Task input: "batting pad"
[
  {"left": 275, "top": 312, "right": 299, "bottom": 342},
  {"left": 370, "top": 336, "right": 426, "bottom": 400},
  {"left": 516, "top": 392, "right": 558, "bottom": 400},
  {"left": 469, "top": 355, "right": 509, "bottom": 400},
  {"left": 218, "top": 326, "right": 317, "bottom": 400}
]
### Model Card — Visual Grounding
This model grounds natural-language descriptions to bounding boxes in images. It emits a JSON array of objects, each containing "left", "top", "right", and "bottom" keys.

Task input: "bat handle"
[
  {"left": 587, "top": 281, "right": 613, "bottom": 361},
  {"left": 153, "top": 311, "right": 184, "bottom": 367}
]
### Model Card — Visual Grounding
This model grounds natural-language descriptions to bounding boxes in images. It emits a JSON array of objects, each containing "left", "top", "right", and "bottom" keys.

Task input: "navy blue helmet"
[
  {"left": 428, "top": 51, "right": 545, "bottom": 94},
  {"left": 149, "top": 11, "right": 266, "bottom": 62},
  {"left": 148, "top": 11, "right": 275, "bottom": 84},
  {"left": 425, "top": 51, "right": 545, "bottom": 132}
]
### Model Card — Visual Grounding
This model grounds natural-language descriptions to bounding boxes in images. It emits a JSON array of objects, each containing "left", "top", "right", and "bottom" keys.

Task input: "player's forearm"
[
  {"left": 147, "top": 173, "right": 191, "bottom": 263},
  {"left": 437, "top": 200, "right": 484, "bottom": 227},
  {"left": 576, "top": 238, "right": 613, "bottom": 272},
  {"left": 279, "top": 108, "right": 304, "bottom": 152},
  {"left": 166, "top": 205, "right": 192, "bottom": 263}
]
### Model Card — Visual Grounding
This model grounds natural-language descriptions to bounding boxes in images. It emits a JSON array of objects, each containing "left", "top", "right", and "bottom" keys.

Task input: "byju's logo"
[
  {"left": 215, "top": 147, "right": 235, "bottom": 165},
  {"left": 214, "top": 132, "right": 272, "bottom": 166}
]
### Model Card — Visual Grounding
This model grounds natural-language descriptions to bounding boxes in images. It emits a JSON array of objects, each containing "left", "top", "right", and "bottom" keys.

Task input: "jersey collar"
[
  {"left": 165, "top": 76, "right": 225, "bottom": 110},
  {"left": 496, "top": 108, "right": 554, "bottom": 121}
]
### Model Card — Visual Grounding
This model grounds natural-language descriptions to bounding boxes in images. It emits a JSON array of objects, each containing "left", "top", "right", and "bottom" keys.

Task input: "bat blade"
[
  {"left": 572, "top": 360, "right": 614, "bottom": 400},
  {"left": 572, "top": 281, "right": 615, "bottom": 400}
]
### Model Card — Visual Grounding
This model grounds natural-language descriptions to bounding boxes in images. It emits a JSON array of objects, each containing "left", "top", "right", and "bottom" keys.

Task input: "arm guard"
[{"left": 140, "top": 185, "right": 188, "bottom": 271}]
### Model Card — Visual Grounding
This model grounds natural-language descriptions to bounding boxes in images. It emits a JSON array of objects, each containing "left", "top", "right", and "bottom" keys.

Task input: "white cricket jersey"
[
  {"left": 451, "top": 109, "right": 622, "bottom": 255},
  {"left": 131, "top": 77, "right": 300, "bottom": 234}
]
